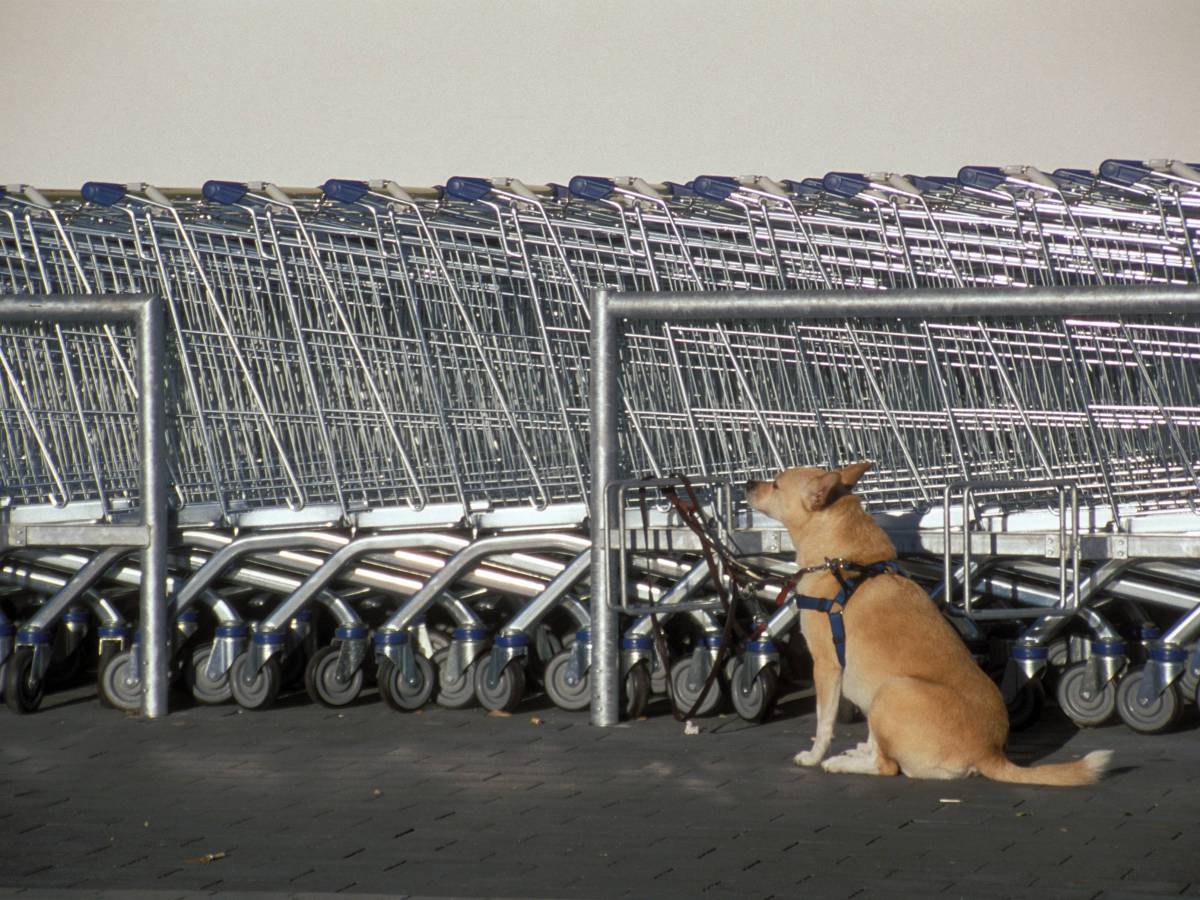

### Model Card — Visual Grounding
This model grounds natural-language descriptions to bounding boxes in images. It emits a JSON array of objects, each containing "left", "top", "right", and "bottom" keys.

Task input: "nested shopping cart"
[{"left": 1, "top": 160, "right": 1198, "bottom": 735}]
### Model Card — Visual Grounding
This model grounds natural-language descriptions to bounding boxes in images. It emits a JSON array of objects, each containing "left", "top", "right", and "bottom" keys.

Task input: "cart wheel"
[
  {"left": 1178, "top": 666, "right": 1198, "bottom": 706},
  {"left": 728, "top": 660, "right": 778, "bottom": 724},
  {"left": 432, "top": 648, "right": 477, "bottom": 709},
  {"left": 183, "top": 643, "right": 232, "bottom": 705},
  {"left": 97, "top": 650, "right": 142, "bottom": 713},
  {"left": 1055, "top": 663, "right": 1116, "bottom": 728},
  {"left": 623, "top": 661, "right": 651, "bottom": 719},
  {"left": 1006, "top": 679, "right": 1045, "bottom": 732},
  {"left": 229, "top": 652, "right": 281, "bottom": 711},
  {"left": 669, "top": 657, "right": 721, "bottom": 718},
  {"left": 378, "top": 655, "right": 436, "bottom": 711},
  {"left": 304, "top": 645, "right": 364, "bottom": 708},
  {"left": 474, "top": 652, "right": 526, "bottom": 713},
  {"left": 1116, "top": 668, "right": 1182, "bottom": 734},
  {"left": 4, "top": 649, "right": 45, "bottom": 714},
  {"left": 543, "top": 649, "right": 589, "bottom": 711},
  {"left": 96, "top": 643, "right": 121, "bottom": 707}
]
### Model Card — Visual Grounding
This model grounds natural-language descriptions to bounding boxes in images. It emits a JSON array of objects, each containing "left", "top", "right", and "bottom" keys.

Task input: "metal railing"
[
  {"left": 588, "top": 284, "right": 1200, "bottom": 726},
  {"left": 0, "top": 293, "right": 168, "bottom": 717}
]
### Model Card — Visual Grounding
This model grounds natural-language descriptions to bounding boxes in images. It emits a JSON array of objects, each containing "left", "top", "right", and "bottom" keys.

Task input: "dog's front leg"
[{"left": 794, "top": 661, "right": 843, "bottom": 767}]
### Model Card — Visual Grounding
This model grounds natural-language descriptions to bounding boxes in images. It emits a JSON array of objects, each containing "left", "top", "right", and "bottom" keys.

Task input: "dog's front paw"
[
  {"left": 794, "top": 749, "right": 824, "bottom": 767},
  {"left": 821, "top": 754, "right": 854, "bottom": 773}
]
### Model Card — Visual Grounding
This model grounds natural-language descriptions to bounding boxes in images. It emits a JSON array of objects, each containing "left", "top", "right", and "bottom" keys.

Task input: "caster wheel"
[
  {"left": 183, "top": 643, "right": 233, "bottom": 705},
  {"left": 4, "top": 649, "right": 45, "bottom": 714},
  {"left": 474, "top": 652, "right": 527, "bottom": 713},
  {"left": 1006, "top": 679, "right": 1045, "bottom": 732},
  {"left": 97, "top": 650, "right": 142, "bottom": 713},
  {"left": 543, "top": 649, "right": 589, "bottom": 711},
  {"left": 1116, "top": 668, "right": 1182, "bottom": 734},
  {"left": 669, "top": 657, "right": 721, "bottom": 718},
  {"left": 304, "top": 645, "right": 364, "bottom": 708},
  {"left": 96, "top": 643, "right": 122, "bottom": 707},
  {"left": 623, "top": 661, "right": 651, "bottom": 719},
  {"left": 432, "top": 648, "right": 477, "bottom": 709},
  {"left": 1055, "top": 663, "right": 1116, "bottom": 727},
  {"left": 228, "top": 652, "right": 281, "bottom": 710},
  {"left": 378, "top": 654, "right": 436, "bottom": 711},
  {"left": 1178, "top": 665, "right": 1198, "bottom": 705},
  {"left": 728, "top": 661, "right": 778, "bottom": 724}
]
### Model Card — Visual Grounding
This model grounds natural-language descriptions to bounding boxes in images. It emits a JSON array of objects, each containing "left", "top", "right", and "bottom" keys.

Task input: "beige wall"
[{"left": 2, "top": 0, "right": 1198, "bottom": 188}]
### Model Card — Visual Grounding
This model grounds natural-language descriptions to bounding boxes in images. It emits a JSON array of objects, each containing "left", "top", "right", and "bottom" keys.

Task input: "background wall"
[{"left": 2, "top": 0, "right": 1198, "bottom": 189}]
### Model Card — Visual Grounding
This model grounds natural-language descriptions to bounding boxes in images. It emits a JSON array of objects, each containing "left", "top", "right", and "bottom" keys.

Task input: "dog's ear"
[
  {"left": 838, "top": 460, "right": 873, "bottom": 488},
  {"left": 806, "top": 471, "right": 842, "bottom": 510}
]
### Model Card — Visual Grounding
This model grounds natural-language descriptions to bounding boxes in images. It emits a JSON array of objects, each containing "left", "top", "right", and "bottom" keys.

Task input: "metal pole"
[
  {"left": 0, "top": 293, "right": 168, "bottom": 718},
  {"left": 603, "top": 284, "right": 1200, "bottom": 321},
  {"left": 589, "top": 289, "right": 621, "bottom": 726},
  {"left": 138, "top": 296, "right": 169, "bottom": 718}
]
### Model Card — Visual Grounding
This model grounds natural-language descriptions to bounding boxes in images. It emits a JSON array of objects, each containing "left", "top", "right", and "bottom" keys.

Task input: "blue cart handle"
[
  {"left": 202, "top": 180, "right": 249, "bottom": 205},
  {"left": 322, "top": 179, "right": 370, "bottom": 204},
  {"left": 444, "top": 176, "right": 494, "bottom": 202},
  {"left": 81, "top": 182, "right": 127, "bottom": 206}
]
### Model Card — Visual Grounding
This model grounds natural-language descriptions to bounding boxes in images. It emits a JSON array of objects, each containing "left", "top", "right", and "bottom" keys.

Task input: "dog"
[{"left": 746, "top": 461, "right": 1112, "bottom": 785}]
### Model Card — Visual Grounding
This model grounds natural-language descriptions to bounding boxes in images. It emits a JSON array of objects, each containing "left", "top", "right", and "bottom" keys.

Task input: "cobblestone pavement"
[{"left": 2, "top": 681, "right": 1198, "bottom": 899}]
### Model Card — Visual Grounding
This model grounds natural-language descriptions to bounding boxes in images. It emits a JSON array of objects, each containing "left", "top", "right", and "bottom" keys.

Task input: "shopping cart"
[{"left": 1, "top": 160, "right": 1197, "bottom": 733}]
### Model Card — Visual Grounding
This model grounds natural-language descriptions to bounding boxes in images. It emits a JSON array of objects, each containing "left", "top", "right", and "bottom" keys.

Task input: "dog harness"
[{"left": 775, "top": 559, "right": 900, "bottom": 668}]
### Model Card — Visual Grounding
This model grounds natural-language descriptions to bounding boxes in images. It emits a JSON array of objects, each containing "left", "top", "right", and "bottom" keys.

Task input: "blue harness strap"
[{"left": 791, "top": 560, "right": 899, "bottom": 667}]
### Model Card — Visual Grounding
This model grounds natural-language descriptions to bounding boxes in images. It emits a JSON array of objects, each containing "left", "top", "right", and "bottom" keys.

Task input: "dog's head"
[{"left": 744, "top": 461, "right": 873, "bottom": 528}]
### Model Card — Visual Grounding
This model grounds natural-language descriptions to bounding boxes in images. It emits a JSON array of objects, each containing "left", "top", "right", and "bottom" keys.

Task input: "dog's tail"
[{"left": 976, "top": 750, "right": 1113, "bottom": 787}]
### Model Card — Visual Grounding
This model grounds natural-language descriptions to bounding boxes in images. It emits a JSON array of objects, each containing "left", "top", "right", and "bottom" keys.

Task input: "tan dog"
[{"left": 746, "top": 462, "right": 1112, "bottom": 785}]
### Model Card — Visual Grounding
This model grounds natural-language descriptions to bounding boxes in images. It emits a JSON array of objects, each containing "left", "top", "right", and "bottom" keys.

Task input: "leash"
[
  {"left": 638, "top": 476, "right": 763, "bottom": 722},
  {"left": 638, "top": 480, "right": 744, "bottom": 722},
  {"left": 634, "top": 474, "right": 900, "bottom": 719}
]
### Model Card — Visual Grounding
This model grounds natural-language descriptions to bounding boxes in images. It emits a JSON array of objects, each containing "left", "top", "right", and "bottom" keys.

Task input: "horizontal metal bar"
[
  {"left": 1, "top": 524, "right": 151, "bottom": 549},
  {"left": 616, "top": 599, "right": 728, "bottom": 615},
  {"left": 0, "top": 293, "right": 155, "bottom": 323},
  {"left": 956, "top": 608, "right": 1077, "bottom": 621},
  {"left": 601, "top": 285, "right": 1200, "bottom": 321},
  {"left": 613, "top": 526, "right": 1200, "bottom": 561}
]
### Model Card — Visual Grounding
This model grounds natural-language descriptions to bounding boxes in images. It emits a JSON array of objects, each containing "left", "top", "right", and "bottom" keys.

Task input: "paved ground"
[{"left": 2, "top": 680, "right": 1199, "bottom": 900}]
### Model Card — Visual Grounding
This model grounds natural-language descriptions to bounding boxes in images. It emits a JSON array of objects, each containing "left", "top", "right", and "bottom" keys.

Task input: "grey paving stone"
[{"left": 3, "top": 685, "right": 1199, "bottom": 899}]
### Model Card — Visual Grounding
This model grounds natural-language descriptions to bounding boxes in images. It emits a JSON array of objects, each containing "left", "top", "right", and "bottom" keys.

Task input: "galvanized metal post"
[
  {"left": 0, "top": 293, "right": 168, "bottom": 718},
  {"left": 589, "top": 289, "right": 621, "bottom": 726},
  {"left": 138, "top": 296, "right": 169, "bottom": 719},
  {"left": 586, "top": 283, "right": 1200, "bottom": 726}
]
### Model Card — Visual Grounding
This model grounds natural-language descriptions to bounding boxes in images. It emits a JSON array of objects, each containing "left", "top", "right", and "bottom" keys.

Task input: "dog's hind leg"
[
  {"left": 868, "top": 677, "right": 976, "bottom": 781},
  {"left": 794, "top": 661, "right": 842, "bottom": 767}
]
